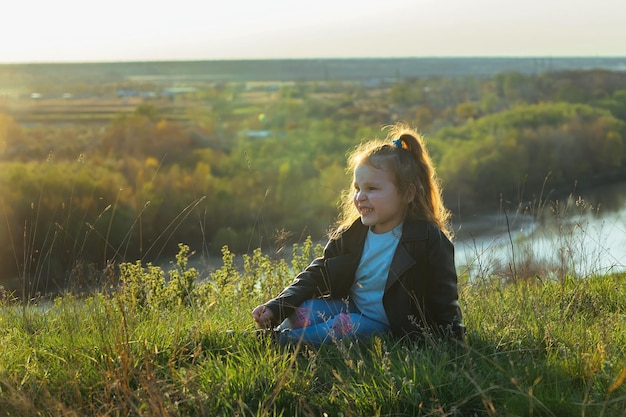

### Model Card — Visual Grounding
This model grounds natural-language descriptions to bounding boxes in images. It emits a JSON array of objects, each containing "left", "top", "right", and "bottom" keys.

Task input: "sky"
[{"left": 1, "top": 0, "right": 625, "bottom": 63}]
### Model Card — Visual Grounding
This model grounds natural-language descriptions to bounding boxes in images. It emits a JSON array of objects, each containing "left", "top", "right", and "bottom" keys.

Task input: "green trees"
[
  {"left": 436, "top": 102, "right": 626, "bottom": 208},
  {"left": 0, "top": 160, "right": 133, "bottom": 291},
  {"left": 101, "top": 109, "right": 194, "bottom": 163}
]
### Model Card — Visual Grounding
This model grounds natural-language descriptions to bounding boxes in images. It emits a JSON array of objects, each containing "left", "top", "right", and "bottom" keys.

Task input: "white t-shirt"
[{"left": 350, "top": 223, "right": 402, "bottom": 325}]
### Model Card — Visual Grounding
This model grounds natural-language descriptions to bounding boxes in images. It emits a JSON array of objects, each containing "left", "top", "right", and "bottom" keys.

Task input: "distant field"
[
  {"left": 1, "top": 81, "right": 363, "bottom": 126},
  {"left": 5, "top": 99, "right": 142, "bottom": 125},
  {"left": 3, "top": 97, "right": 202, "bottom": 125}
]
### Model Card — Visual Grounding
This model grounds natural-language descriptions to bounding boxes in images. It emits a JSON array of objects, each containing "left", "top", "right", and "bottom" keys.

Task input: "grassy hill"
[{"left": 0, "top": 242, "right": 624, "bottom": 416}]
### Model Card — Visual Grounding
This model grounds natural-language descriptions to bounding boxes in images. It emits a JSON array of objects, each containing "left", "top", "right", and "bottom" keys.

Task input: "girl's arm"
[{"left": 263, "top": 238, "right": 340, "bottom": 324}]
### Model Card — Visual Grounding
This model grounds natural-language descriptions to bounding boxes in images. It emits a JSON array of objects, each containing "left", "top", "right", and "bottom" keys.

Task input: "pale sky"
[{"left": 1, "top": 0, "right": 624, "bottom": 63}]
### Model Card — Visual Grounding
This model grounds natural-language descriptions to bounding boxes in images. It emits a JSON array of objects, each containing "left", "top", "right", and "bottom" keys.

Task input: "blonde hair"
[{"left": 334, "top": 123, "right": 452, "bottom": 238}]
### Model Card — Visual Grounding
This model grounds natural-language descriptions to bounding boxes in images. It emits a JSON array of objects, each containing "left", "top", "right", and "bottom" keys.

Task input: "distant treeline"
[
  {"left": 1, "top": 67, "right": 626, "bottom": 294},
  {"left": 2, "top": 57, "right": 626, "bottom": 89}
]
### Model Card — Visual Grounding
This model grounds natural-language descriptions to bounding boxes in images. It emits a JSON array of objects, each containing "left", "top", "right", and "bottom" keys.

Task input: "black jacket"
[{"left": 265, "top": 217, "right": 465, "bottom": 340}]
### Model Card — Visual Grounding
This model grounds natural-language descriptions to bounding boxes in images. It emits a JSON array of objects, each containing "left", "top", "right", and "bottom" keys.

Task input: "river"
[{"left": 453, "top": 182, "right": 626, "bottom": 280}]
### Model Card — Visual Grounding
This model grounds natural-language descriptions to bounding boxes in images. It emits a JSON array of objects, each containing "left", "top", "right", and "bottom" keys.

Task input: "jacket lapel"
[
  {"left": 324, "top": 221, "right": 368, "bottom": 296},
  {"left": 385, "top": 244, "right": 415, "bottom": 291},
  {"left": 385, "top": 219, "right": 429, "bottom": 291}
]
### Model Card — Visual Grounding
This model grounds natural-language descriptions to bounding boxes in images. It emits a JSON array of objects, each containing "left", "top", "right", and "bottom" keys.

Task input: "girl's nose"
[{"left": 355, "top": 190, "right": 366, "bottom": 201}]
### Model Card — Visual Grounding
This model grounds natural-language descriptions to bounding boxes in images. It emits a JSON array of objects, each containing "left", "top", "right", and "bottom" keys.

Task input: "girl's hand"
[{"left": 252, "top": 305, "right": 275, "bottom": 328}]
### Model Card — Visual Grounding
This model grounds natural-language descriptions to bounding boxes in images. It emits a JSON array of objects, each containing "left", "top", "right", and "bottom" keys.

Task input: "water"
[{"left": 454, "top": 183, "right": 626, "bottom": 280}]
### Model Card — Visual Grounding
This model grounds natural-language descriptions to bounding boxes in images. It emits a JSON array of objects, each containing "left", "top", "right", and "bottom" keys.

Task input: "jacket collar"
[
  {"left": 343, "top": 216, "right": 429, "bottom": 244},
  {"left": 339, "top": 218, "right": 368, "bottom": 255},
  {"left": 400, "top": 217, "right": 429, "bottom": 242}
]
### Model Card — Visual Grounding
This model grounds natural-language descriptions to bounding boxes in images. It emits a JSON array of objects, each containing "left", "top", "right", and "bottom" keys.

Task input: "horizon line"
[{"left": 2, "top": 55, "right": 626, "bottom": 66}]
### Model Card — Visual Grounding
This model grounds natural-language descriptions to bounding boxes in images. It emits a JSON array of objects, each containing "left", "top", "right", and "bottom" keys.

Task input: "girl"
[{"left": 252, "top": 123, "right": 465, "bottom": 346}]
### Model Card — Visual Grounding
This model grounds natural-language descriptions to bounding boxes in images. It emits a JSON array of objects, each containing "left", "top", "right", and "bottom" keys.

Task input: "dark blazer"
[{"left": 265, "top": 217, "right": 465, "bottom": 340}]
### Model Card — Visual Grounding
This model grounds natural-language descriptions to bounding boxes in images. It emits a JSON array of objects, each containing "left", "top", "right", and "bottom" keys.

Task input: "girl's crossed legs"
[{"left": 277, "top": 299, "right": 390, "bottom": 347}]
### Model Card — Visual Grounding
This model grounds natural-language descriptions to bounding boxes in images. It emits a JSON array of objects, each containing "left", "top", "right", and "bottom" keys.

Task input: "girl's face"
[{"left": 353, "top": 163, "right": 409, "bottom": 234}]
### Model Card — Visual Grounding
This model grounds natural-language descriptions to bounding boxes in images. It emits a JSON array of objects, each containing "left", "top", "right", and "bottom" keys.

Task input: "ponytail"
[{"left": 390, "top": 126, "right": 452, "bottom": 238}]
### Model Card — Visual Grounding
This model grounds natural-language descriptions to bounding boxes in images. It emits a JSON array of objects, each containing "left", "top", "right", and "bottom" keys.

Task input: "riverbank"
[{"left": 454, "top": 179, "right": 626, "bottom": 280}]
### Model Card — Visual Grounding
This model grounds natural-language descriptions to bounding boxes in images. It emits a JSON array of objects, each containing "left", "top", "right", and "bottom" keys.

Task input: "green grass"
[{"left": 0, "top": 244, "right": 625, "bottom": 416}]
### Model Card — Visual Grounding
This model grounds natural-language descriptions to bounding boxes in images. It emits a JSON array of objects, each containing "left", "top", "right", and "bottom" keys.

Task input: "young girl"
[{"left": 252, "top": 123, "right": 465, "bottom": 346}]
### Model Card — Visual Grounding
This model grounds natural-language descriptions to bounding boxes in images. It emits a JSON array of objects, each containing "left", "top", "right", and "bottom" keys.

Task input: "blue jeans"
[{"left": 277, "top": 299, "right": 390, "bottom": 347}]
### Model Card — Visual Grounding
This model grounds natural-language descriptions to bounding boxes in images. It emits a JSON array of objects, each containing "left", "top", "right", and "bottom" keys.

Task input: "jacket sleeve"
[
  {"left": 425, "top": 228, "right": 466, "bottom": 340},
  {"left": 263, "top": 238, "right": 339, "bottom": 323}
]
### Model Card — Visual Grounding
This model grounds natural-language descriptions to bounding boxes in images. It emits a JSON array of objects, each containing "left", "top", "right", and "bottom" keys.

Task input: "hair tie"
[{"left": 393, "top": 138, "right": 409, "bottom": 150}]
